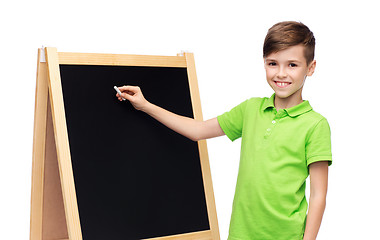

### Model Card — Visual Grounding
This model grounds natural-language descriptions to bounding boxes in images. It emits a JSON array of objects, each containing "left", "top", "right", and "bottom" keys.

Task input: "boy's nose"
[{"left": 277, "top": 67, "right": 288, "bottom": 78}]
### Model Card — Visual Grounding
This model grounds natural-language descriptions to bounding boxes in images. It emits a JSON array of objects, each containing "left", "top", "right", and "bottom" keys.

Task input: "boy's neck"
[{"left": 274, "top": 94, "right": 303, "bottom": 111}]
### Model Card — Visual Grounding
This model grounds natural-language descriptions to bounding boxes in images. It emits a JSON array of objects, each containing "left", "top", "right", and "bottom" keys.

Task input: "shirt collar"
[
  {"left": 262, "top": 93, "right": 276, "bottom": 110},
  {"left": 262, "top": 94, "right": 313, "bottom": 117}
]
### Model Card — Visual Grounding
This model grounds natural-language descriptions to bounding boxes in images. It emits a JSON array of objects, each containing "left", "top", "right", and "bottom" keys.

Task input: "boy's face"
[{"left": 264, "top": 44, "right": 316, "bottom": 106}]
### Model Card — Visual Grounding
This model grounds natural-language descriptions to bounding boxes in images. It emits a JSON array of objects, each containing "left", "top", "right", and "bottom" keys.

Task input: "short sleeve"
[
  {"left": 305, "top": 118, "right": 333, "bottom": 166},
  {"left": 217, "top": 100, "right": 248, "bottom": 141}
]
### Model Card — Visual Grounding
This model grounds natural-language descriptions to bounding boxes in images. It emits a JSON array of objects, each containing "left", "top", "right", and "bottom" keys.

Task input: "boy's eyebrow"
[
  {"left": 265, "top": 58, "right": 276, "bottom": 62},
  {"left": 287, "top": 59, "right": 303, "bottom": 63}
]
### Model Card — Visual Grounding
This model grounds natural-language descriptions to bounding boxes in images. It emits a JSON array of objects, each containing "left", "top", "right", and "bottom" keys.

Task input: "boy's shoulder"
[{"left": 302, "top": 109, "right": 330, "bottom": 135}]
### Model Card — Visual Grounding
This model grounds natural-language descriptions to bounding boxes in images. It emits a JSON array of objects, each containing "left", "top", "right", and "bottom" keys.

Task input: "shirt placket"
[{"left": 264, "top": 109, "right": 287, "bottom": 141}]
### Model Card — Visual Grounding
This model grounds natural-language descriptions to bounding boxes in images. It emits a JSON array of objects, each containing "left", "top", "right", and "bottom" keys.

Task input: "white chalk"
[{"left": 114, "top": 86, "right": 126, "bottom": 101}]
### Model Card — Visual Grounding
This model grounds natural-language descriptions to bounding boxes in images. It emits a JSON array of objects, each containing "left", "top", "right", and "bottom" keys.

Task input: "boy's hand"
[{"left": 116, "top": 85, "right": 149, "bottom": 111}]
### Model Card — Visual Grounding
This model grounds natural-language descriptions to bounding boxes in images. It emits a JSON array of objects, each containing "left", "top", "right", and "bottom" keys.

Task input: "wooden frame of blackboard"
[{"left": 30, "top": 47, "right": 220, "bottom": 240}]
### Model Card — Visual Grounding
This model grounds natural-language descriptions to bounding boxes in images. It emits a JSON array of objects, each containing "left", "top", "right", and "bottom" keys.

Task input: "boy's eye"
[
  {"left": 289, "top": 63, "right": 297, "bottom": 67},
  {"left": 268, "top": 62, "right": 276, "bottom": 66}
]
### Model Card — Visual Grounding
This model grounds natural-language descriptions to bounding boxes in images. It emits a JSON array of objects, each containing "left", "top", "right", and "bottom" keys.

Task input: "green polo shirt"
[{"left": 217, "top": 94, "right": 332, "bottom": 240}]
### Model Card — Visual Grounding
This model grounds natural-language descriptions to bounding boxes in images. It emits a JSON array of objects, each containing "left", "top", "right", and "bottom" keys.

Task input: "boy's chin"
[
  {"left": 273, "top": 90, "right": 303, "bottom": 103},
  {"left": 272, "top": 89, "right": 291, "bottom": 98},
  {"left": 272, "top": 86, "right": 303, "bottom": 99}
]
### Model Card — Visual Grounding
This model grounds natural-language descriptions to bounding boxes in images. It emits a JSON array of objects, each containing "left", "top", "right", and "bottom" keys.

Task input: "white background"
[{"left": 1, "top": 0, "right": 379, "bottom": 239}]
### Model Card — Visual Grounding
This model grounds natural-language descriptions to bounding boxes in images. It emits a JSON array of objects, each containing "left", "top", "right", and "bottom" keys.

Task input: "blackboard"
[
  {"left": 59, "top": 64, "right": 210, "bottom": 240},
  {"left": 30, "top": 49, "right": 219, "bottom": 240}
]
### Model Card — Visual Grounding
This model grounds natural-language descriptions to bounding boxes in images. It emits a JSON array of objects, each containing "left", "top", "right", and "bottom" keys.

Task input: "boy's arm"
[
  {"left": 116, "top": 85, "right": 225, "bottom": 141},
  {"left": 303, "top": 161, "right": 329, "bottom": 240}
]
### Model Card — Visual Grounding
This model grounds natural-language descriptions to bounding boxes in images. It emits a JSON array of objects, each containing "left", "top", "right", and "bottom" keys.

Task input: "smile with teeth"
[{"left": 274, "top": 81, "right": 291, "bottom": 88}]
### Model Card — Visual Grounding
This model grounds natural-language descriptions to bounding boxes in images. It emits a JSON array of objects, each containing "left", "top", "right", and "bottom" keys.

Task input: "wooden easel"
[{"left": 30, "top": 48, "right": 220, "bottom": 240}]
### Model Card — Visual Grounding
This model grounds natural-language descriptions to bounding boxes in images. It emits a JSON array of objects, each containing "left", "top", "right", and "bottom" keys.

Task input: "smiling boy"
[{"left": 116, "top": 21, "right": 332, "bottom": 240}]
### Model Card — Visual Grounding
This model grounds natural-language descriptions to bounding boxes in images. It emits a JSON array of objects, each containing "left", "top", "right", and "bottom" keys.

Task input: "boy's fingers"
[{"left": 121, "top": 92, "right": 133, "bottom": 101}]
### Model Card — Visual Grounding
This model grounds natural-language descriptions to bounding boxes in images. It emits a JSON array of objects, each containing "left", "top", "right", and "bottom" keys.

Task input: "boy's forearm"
[
  {"left": 142, "top": 102, "right": 204, "bottom": 141},
  {"left": 303, "top": 196, "right": 326, "bottom": 240}
]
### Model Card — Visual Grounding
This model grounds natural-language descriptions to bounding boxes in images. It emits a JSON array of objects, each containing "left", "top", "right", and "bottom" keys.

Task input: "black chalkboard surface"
[{"left": 59, "top": 65, "right": 210, "bottom": 240}]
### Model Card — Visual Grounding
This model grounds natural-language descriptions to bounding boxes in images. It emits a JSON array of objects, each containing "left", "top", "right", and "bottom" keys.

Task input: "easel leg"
[
  {"left": 30, "top": 49, "right": 69, "bottom": 240},
  {"left": 30, "top": 49, "right": 49, "bottom": 240}
]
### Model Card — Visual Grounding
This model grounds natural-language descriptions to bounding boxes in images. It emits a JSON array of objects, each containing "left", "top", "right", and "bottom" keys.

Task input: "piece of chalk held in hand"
[{"left": 114, "top": 86, "right": 126, "bottom": 101}]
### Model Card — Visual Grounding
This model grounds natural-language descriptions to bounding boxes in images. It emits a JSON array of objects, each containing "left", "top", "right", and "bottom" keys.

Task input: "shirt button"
[{"left": 272, "top": 120, "right": 276, "bottom": 124}]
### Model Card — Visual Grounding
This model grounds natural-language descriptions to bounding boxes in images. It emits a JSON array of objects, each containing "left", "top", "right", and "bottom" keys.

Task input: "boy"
[{"left": 116, "top": 21, "right": 332, "bottom": 240}]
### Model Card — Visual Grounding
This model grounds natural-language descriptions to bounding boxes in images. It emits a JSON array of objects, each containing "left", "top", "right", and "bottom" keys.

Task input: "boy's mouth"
[{"left": 274, "top": 81, "right": 291, "bottom": 88}]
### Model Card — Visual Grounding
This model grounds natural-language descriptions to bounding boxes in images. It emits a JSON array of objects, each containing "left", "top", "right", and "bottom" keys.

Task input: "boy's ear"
[{"left": 307, "top": 60, "right": 316, "bottom": 77}]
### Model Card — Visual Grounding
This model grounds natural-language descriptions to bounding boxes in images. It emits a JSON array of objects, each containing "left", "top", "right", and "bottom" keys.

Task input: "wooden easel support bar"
[
  {"left": 30, "top": 48, "right": 48, "bottom": 240},
  {"left": 45, "top": 47, "right": 82, "bottom": 240},
  {"left": 146, "top": 230, "right": 213, "bottom": 240}
]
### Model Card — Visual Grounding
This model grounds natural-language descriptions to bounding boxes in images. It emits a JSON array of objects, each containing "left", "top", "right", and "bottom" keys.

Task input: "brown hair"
[{"left": 263, "top": 21, "right": 315, "bottom": 64}]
